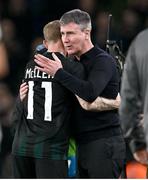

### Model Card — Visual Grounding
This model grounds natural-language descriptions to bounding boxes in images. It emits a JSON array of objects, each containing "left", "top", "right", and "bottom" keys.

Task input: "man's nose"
[{"left": 62, "top": 34, "right": 69, "bottom": 43}]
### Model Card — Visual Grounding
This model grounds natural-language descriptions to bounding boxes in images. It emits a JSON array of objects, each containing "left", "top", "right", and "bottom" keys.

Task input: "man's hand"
[
  {"left": 114, "top": 93, "right": 121, "bottom": 108},
  {"left": 34, "top": 53, "right": 63, "bottom": 76},
  {"left": 133, "top": 149, "right": 148, "bottom": 165},
  {"left": 20, "top": 82, "right": 28, "bottom": 101}
]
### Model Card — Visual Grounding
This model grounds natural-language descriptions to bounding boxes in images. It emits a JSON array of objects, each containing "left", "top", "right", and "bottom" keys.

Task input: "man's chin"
[{"left": 67, "top": 50, "right": 75, "bottom": 56}]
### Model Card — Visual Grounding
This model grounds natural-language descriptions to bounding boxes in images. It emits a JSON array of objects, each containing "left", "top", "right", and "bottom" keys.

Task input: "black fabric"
[
  {"left": 77, "top": 135, "right": 126, "bottom": 178},
  {"left": 55, "top": 46, "right": 119, "bottom": 102},
  {"left": 12, "top": 155, "right": 68, "bottom": 178},
  {"left": 12, "top": 52, "right": 84, "bottom": 159},
  {"left": 55, "top": 46, "right": 120, "bottom": 142}
]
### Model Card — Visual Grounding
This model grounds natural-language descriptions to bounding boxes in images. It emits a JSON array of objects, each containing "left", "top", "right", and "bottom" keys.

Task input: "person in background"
[
  {"left": 0, "top": 22, "right": 12, "bottom": 178},
  {"left": 0, "top": 83, "right": 14, "bottom": 178},
  {"left": 0, "top": 23, "right": 9, "bottom": 80},
  {"left": 67, "top": 138, "right": 77, "bottom": 178},
  {"left": 119, "top": 28, "right": 148, "bottom": 166}
]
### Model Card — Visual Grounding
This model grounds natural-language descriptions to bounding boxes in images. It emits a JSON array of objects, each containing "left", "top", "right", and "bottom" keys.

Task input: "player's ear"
[{"left": 43, "top": 40, "right": 48, "bottom": 49}]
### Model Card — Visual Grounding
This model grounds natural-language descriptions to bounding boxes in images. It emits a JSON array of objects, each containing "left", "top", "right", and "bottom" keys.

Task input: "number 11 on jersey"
[{"left": 27, "top": 81, "right": 52, "bottom": 121}]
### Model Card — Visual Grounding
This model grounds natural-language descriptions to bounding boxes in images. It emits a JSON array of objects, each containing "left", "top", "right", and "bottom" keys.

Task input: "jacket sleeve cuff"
[{"left": 54, "top": 68, "right": 66, "bottom": 81}]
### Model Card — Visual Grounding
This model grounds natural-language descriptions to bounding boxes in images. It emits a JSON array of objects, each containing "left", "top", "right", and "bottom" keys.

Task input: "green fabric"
[{"left": 68, "top": 138, "right": 76, "bottom": 157}]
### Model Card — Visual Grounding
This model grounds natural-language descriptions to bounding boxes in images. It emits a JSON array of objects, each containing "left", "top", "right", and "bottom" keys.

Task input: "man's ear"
[
  {"left": 84, "top": 29, "right": 90, "bottom": 40},
  {"left": 43, "top": 40, "right": 48, "bottom": 49}
]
